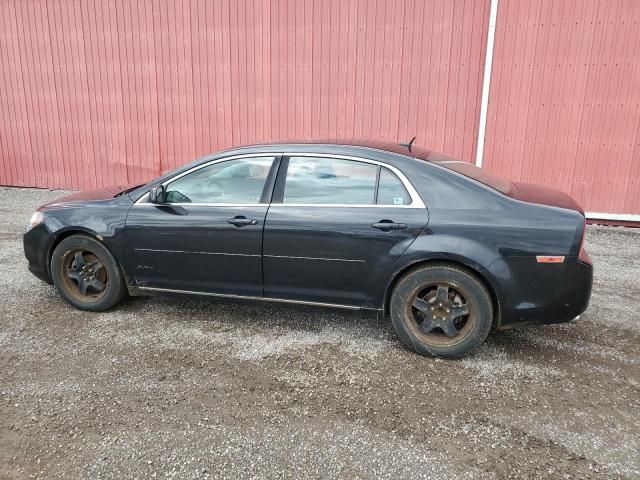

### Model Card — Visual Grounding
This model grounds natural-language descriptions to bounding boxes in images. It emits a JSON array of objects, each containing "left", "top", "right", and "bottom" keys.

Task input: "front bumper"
[{"left": 23, "top": 223, "right": 56, "bottom": 284}]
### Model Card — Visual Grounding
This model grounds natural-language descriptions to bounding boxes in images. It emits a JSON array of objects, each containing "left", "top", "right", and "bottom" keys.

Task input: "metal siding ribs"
[
  {"left": 484, "top": 0, "right": 640, "bottom": 215},
  {"left": 0, "top": 0, "right": 488, "bottom": 189},
  {"left": 0, "top": 0, "right": 638, "bottom": 218}
]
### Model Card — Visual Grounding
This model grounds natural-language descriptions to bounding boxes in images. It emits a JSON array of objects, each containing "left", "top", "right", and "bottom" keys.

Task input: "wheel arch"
[
  {"left": 46, "top": 228, "right": 125, "bottom": 283},
  {"left": 383, "top": 257, "right": 502, "bottom": 328}
]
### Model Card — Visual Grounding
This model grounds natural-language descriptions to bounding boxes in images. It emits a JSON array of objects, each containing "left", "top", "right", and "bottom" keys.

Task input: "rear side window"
[
  {"left": 282, "top": 156, "right": 413, "bottom": 206},
  {"left": 283, "top": 157, "right": 378, "bottom": 204}
]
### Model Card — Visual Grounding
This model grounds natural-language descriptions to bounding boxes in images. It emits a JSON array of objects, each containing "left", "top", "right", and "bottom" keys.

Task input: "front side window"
[
  {"left": 164, "top": 157, "right": 274, "bottom": 204},
  {"left": 282, "top": 156, "right": 413, "bottom": 206}
]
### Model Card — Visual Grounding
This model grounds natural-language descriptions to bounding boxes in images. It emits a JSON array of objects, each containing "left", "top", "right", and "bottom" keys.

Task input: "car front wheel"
[
  {"left": 390, "top": 263, "right": 493, "bottom": 358},
  {"left": 50, "top": 234, "right": 127, "bottom": 311}
]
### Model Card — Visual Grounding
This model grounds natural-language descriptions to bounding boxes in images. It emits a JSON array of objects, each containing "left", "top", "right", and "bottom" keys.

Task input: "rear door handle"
[
  {"left": 227, "top": 216, "right": 258, "bottom": 227},
  {"left": 371, "top": 220, "right": 408, "bottom": 231}
]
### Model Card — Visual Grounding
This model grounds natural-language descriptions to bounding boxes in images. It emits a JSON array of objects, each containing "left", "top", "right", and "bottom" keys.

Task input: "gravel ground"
[{"left": 1, "top": 186, "right": 639, "bottom": 479}]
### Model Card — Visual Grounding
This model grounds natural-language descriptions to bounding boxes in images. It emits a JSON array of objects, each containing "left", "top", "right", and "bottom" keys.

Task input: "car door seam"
[{"left": 363, "top": 204, "right": 431, "bottom": 308}]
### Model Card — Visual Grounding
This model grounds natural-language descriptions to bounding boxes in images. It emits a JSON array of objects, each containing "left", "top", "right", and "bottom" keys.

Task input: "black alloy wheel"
[
  {"left": 410, "top": 283, "right": 474, "bottom": 343},
  {"left": 390, "top": 264, "right": 493, "bottom": 358},
  {"left": 51, "top": 235, "right": 127, "bottom": 311},
  {"left": 61, "top": 249, "right": 108, "bottom": 302}
]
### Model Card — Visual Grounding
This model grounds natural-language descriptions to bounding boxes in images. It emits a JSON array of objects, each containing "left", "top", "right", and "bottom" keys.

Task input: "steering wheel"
[{"left": 206, "top": 179, "right": 225, "bottom": 200}]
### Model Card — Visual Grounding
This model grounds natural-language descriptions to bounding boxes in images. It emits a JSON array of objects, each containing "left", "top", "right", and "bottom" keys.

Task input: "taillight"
[
  {"left": 579, "top": 245, "right": 591, "bottom": 264},
  {"left": 578, "top": 219, "right": 592, "bottom": 265}
]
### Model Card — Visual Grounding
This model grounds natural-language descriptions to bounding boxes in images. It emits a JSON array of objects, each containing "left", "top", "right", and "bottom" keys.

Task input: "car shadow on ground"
[{"left": 121, "top": 292, "right": 552, "bottom": 360}]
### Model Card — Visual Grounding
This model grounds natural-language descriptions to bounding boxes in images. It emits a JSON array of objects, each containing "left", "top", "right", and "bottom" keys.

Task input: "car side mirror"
[{"left": 148, "top": 185, "right": 166, "bottom": 204}]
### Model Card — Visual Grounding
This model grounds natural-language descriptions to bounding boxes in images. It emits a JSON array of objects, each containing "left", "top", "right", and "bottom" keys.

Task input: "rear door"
[
  {"left": 262, "top": 154, "right": 429, "bottom": 307},
  {"left": 125, "top": 154, "right": 279, "bottom": 296}
]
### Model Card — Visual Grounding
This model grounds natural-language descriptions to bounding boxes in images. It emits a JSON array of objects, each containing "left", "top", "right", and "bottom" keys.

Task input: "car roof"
[
  {"left": 225, "top": 139, "right": 514, "bottom": 197},
  {"left": 233, "top": 138, "right": 451, "bottom": 163},
  {"left": 130, "top": 137, "right": 509, "bottom": 202}
]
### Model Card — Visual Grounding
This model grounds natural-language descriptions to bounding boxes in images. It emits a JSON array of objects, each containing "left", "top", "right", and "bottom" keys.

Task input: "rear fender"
[{"left": 366, "top": 233, "right": 504, "bottom": 314}]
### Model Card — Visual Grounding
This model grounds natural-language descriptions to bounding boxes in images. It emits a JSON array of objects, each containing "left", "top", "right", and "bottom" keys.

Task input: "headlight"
[{"left": 28, "top": 211, "right": 44, "bottom": 230}]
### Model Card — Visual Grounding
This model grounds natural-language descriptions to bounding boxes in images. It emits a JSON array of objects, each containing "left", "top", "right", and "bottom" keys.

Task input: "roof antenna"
[{"left": 399, "top": 136, "right": 416, "bottom": 153}]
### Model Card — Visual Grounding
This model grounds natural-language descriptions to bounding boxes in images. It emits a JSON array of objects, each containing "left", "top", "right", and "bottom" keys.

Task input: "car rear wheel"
[
  {"left": 390, "top": 264, "right": 493, "bottom": 358},
  {"left": 50, "top": 235, "right": 127, "bottom": 311}
]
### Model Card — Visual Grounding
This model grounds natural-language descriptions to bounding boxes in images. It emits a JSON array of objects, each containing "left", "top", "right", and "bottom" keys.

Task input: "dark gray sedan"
[{"left": 24, "top": 139, "right": 593, "bottom": 358}]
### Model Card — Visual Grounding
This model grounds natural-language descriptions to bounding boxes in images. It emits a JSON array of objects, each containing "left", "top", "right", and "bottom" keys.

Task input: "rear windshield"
[{"left": 429, "top": 158, "right": 514, "bottom": 195}]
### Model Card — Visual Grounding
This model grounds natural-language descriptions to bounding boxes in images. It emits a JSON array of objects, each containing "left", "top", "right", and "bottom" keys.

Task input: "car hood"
[
  {"left": 510, "top": 181, "right": 584, "bottom": 214},
  {"left": 41, "top": 184, "right": 142, "bottom": 208}
]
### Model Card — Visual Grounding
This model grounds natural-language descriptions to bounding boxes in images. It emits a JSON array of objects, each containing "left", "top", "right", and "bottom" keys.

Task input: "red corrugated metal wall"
[
  {"left": 0, "top": 0, "right": 489, "bottom": 190},
  {"left": 2, "top": 0, "right": 638, "bottom": 217},
  {"left": 484, "top": 0, "right": 640, "bottom": 215}
]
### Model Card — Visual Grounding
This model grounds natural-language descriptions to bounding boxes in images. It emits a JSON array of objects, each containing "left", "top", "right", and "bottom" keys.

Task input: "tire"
[
  {"left": 390, "top": 263, "right": 493, "bottom": 358},
  {"left": 50, "top": 234, "right": 127, "bottom": 311}
]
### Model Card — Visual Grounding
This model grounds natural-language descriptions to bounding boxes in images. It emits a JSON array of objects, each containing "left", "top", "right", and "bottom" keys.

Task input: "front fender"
[{"left": 32, "top": 196, "right": 133, "bottom": 282}]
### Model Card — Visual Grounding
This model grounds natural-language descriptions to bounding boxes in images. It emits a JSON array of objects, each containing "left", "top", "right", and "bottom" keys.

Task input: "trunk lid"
[{"left": 510, "top": 181, "right": 584, "bottom": 214}]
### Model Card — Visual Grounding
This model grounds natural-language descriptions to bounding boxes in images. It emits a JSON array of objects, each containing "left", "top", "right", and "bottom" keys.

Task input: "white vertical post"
[{"left": 475, "top": 0, "right": 499, "bottom": 168}]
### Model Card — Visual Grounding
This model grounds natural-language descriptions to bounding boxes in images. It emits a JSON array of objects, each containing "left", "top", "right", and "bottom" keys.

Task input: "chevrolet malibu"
[{"left": 24, "top": 140, "right": 593, "bottom": 358}]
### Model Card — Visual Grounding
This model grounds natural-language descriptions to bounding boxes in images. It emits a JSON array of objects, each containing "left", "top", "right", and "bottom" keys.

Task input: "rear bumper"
[
  {"left": 494, "top": 257, "right": 593, "bottom": 329},
  {"left": 23, "top": 223, "right": 55, "bottom": 284}
]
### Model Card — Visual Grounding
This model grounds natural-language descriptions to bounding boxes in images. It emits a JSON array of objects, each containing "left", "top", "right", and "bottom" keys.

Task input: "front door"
[
  {"left": 262, "top": 155, "right": 429, "bottom": 307},
  {"left": 125, "top": 155, "right": 278, "bottom": 295}
]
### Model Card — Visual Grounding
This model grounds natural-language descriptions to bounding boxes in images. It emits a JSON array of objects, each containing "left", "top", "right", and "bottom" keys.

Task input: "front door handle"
[
  {"left": 227, "top": 216, "right": 258, "bottom": 227},
  {"left": 371, "top": 220, "right": 408, "bottom": 231}
]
